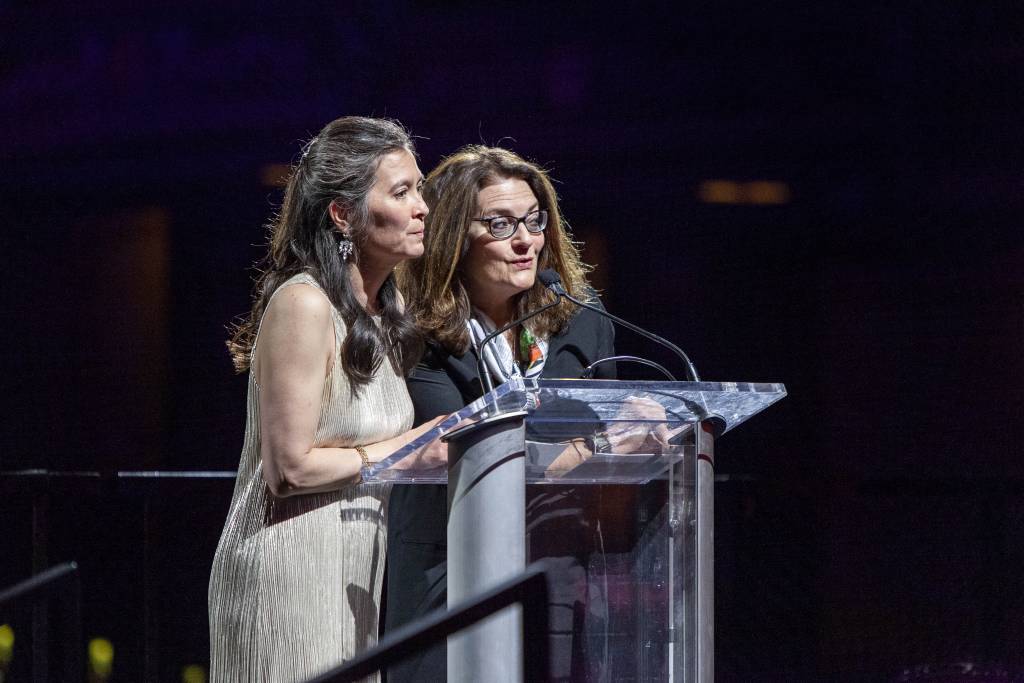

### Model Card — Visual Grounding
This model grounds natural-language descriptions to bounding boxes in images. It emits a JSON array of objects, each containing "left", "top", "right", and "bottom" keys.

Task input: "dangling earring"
[{"left": 338, "top": 234, "right": 354, "bottom": 262}]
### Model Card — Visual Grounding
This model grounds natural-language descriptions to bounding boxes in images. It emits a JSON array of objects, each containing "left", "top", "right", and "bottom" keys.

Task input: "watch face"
[{"left": 592, "top": 433, "right": 612, "bottom": 453}]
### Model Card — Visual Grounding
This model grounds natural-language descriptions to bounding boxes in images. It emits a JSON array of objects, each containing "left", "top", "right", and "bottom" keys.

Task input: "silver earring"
[{"left": 338, "top": 235, "right": 354, "bottom": 262}]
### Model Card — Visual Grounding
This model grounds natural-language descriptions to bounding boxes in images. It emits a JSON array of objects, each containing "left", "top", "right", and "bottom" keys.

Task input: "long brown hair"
[
  {"left": 397, "top": 145, "right": 593, "bottom": 356},
  {"left": 227, "top": 116, "right": 423, "bottom": 388}
]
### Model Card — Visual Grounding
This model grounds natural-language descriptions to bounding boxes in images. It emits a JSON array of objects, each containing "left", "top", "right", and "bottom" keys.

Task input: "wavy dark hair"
[
  {"left": 227, "top": 116, "right": 423, "bottom": 388},
  {"left": 397, "top": 145, "right": 593, "bottom": 356}
]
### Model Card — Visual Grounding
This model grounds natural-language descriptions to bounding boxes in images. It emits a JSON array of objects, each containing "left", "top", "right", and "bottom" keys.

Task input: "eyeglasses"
[{"left": 472, "top": 209, "right": 548, "bottom": 240}]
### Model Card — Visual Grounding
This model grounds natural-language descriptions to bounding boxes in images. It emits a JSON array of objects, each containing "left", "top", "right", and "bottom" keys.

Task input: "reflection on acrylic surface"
[{"left": 370, "top": 378, "right": 786, "bottom": 483}]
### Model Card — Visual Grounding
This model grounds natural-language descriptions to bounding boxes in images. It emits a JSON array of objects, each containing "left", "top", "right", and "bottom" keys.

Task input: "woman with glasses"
[{"left": 386, "top": 145, "right": 617, "bottom": 682}]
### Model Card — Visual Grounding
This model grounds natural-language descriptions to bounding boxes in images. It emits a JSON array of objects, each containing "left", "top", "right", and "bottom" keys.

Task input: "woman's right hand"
[{"left": 386, "top": 415, "right": 449, "bottom": 470}]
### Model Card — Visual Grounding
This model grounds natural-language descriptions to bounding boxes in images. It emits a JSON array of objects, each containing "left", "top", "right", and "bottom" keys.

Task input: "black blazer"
[
  {"left": 384, "top": 302, "right": 615, "bottom": 682},
  {"left": 405, "top": 300, "right": 616, "bottom": 420}
]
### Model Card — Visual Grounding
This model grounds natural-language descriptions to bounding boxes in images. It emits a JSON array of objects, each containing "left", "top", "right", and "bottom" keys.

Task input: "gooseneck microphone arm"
[
  {"left": 474, "top": 295, "right": 564, "bottom": 396},
  {"left": 582, "top": 355, "right": 676, "bottom": 381},
  {"left": 538, "top": 270, "right": 701, "bottom": 382}
]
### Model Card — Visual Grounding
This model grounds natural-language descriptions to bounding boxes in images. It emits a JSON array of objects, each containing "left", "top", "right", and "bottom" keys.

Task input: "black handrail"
[
  {"left": 0, "top": 562, "right": 78, "bottom": 609},
  {"left": 0, "top": 561, "right": 83, "bottom": 682},
  {"left": 305, "top": 561, "right": 552, "bottom": 683}
]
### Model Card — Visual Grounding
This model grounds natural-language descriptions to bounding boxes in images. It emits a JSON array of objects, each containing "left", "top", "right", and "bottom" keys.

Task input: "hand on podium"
[
  {"left": 605, "top": 397, "right": 678, "bottom": 454},
  {"left": 390, "top": 414, "right": 450, "bottom": 471}
]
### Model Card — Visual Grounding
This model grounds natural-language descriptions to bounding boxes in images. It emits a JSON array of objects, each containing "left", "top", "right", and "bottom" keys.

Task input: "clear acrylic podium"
[{"left": 366, "top": 378, "right": 786, "bottom": 683}]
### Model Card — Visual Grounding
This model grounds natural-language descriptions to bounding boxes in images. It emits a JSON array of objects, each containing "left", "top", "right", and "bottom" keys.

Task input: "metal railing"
[
  {"left": 307, "top": 561, "right": 552, "bottom": 683},
  {"left": 2, "top": 471, "right": 556, "bottom": 682},
  {"left": 0, "top": 468, "right": 236, "bottom": 680},
  {"left": 0, "top": 561, "right": 83, "bottom": 682}
]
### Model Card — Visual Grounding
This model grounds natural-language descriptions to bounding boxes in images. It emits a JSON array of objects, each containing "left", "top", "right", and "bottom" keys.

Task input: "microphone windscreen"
[{"left": 538, "top": 269, "right": 562, "bottom": 288}]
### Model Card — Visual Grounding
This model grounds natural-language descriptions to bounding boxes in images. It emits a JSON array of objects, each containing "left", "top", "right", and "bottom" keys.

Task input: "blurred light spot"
[
  {"left": 182, "top": 664, "right": 207, "bottom": 683},
  {"left": 698, "top": 180, "right": 742, "bottom": 204},
  {"left": 698, "top": 180, "right": 791, "bottom": 205},
  {"left": 0, "top": 624, "right": 13, "bottom": 665},
  {"left": 745, "top": 180, "right": 791, "bottom": 205},
  {"left": 261, "top": 163, "right": 291, "bottom": 188},
  {"left": 88, "top": 637, "right": 114, "bottom": 678}
]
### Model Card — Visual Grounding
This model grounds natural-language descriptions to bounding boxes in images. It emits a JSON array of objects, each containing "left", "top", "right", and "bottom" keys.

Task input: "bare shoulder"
[
  {"left": 263, "top": 282, "right": 332, "bottom": 329},
  {"left": 254, "top": 283, "right": 335, "bottom": 379}
]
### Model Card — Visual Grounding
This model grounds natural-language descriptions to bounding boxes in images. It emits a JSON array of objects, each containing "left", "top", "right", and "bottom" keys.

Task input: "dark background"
[{"left": 2, "top": 1, "right": 1022, "bottom": 680}]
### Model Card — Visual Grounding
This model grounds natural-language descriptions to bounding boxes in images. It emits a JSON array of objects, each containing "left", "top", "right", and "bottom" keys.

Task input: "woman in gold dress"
[{"left": 209, "top": 116, "right": 441, "bottom": 682}]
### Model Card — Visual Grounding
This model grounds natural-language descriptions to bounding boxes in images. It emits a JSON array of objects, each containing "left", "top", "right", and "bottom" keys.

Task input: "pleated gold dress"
[{"left": 209, "top": 274, "right": 413, "bottom": 682}]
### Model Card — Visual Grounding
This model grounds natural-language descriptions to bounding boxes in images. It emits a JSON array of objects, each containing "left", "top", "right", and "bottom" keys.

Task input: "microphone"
[
  {"left": 474, "top": 292, "right": 563, "bottom": 396},
  {"left": 537, "top": 269, "right": 701, "bottom": 382}
]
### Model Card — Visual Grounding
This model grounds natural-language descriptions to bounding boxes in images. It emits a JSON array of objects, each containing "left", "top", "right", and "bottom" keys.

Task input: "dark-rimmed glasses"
[{"left": 472, "top": 209, "right": 548, "bottom": 240}]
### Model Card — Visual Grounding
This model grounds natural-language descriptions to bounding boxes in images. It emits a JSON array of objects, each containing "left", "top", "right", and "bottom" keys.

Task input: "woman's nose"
[
  {"left": 414, "top": 195, "right": 428, "bottom": 218},
  {"left": 509, "top": 221, "right": 532, "bottom": 245}
]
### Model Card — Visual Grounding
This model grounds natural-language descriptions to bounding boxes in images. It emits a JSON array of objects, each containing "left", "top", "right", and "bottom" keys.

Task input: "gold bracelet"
[{"left": 355, "top": 445, "right": 371, "bottom": 469}]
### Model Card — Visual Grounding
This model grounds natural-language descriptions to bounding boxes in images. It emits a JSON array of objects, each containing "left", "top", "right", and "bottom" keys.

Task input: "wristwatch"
[{"left": 590, "top": 432, "right": 612, "bottom": 453}]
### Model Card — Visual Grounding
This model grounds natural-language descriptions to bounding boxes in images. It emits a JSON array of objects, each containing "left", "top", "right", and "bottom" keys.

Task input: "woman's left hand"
[{"left": 605, "top": 396, "right": 670, "bottom": 453}]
